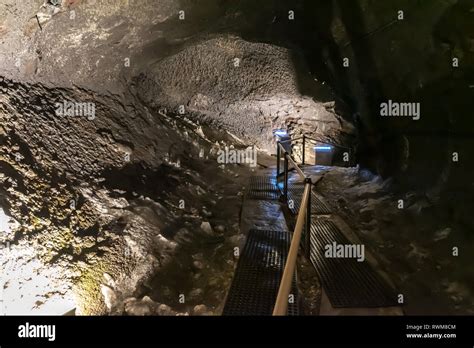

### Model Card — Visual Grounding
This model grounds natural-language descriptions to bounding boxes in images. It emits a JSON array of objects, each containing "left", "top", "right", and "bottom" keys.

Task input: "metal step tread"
[
  {"left": 309, "top": 219, "right": 398, "bottom": 308},
  {"left": 223, "top": 229, "right": 299, "bottom": 316},
  {"left": 246, "top": 176, "right": 280, "bottom": 200},
  {"left": 286, "top": 184, "right": 332, "bottom": 215}
]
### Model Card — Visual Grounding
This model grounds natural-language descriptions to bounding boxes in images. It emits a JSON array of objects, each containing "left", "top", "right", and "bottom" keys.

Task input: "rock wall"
[
  {"left": 135, "top": 35, "right": 354, "bottom": 152},
  {"left": 306, "top": 0, "right": 473, "bottom": 187},
  {"left": 0, "top": 77, "right": 247, "bottom": 315},
  {"left": 0, "top": 0, "right": 472, "bottom": 315}
]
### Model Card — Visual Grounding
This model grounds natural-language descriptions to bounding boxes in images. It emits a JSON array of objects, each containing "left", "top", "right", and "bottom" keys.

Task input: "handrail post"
[
  {"left": 305, "top": 177, "right": 312, "bottom": 260},
  {"left": 302, "top": 135, "right": 305, "bottom": 165},
  {"left": 283, "top": 152, "right": 289, "bottom": 199},
  {"left": 276, "top": 142, "right": 281, "bottom": 178}
]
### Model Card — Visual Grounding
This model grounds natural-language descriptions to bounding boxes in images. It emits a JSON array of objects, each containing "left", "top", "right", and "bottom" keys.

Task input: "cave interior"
[{"left": 0, "top": 0, "right": 473, "bottom": 316}]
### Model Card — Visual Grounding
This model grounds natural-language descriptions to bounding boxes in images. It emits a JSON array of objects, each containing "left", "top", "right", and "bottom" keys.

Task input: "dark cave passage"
[{"left": 0, "top": 0, "right": 473, "bottom": 318}]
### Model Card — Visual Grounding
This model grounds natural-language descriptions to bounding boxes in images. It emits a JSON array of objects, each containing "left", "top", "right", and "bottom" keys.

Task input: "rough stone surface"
[
  {"left": 135, "top": 35, "right": 353, "bottom": 151},
  {"left": 0, "top": 0, "right": 472, "bottom": 317}
]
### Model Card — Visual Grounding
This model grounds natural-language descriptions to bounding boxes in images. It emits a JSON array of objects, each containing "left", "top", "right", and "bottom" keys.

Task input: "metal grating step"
[
  {"left": 309, "top": 219, "right": 398, "bottom": 308},
  {"left": 287, "top": 184, "right": 332, "bottom": 215},
  {"left": 223, "top": 229, "right": 299, "bottom": 316},
  {"left": 246, "top": 176, "right": 280, "bottom": 200}
]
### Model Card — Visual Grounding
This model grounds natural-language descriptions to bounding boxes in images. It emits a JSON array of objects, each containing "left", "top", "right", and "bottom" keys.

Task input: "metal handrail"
[
  {"left": 277, "top": 136, "right": 304, "bottom": 144},
  {"left": 277, "top": 133, "right": 353, "bottom": 168},
  {"left": 276, "top": 133, "right": 350, "bottom": 150},
  {"left": 273, "top": 132, "right": 353, "bottom": 315},
  {"left": 287, "top": 155, "right": 306, "bottom": 180},
  {"left": 273, "top": 139, "right": 313, "bottom": 316},
  {"left": 273, "top": 180, "right": 311, "bottom": 315},
  {"left": 278, "top": 143, "right": 305, "bottom": 180}
]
